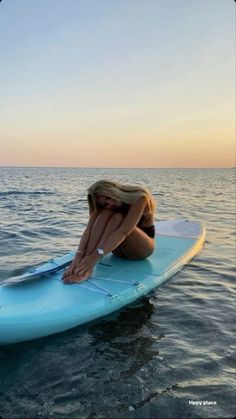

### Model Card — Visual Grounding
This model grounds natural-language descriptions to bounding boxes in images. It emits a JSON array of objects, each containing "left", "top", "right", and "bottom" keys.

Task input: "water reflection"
[{"left": 89, "top": 298, "right": 165, "bottom": 373}]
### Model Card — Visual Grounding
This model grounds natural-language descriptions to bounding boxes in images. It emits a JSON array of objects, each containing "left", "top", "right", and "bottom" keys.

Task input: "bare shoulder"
[
  {"left": 133, "top": 196, "right": 147, "bottom": 206},
  {"left": 120, "top": 197, "right": 148, "bottom": 235},
  {"left": 127, "top": 196, "right": 147, "bottom": 213},
  {"left": 132, "top": 196, "right": 154, "bottom": 227}
]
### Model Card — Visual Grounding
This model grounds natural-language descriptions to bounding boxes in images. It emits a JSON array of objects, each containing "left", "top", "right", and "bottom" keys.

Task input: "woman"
[{"left": 63, "top": 180, "right": 156, "bottom": 284}]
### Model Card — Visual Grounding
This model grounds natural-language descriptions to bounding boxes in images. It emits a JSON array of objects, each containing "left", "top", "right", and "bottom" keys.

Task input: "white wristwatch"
[{"left": 96, "top": 248, "right": 105, "bottom": 257}]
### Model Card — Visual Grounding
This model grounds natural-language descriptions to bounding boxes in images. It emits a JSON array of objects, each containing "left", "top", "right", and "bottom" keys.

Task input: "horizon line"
[{"left": 0, "top": 165, "right": 234, "bottom": 170}]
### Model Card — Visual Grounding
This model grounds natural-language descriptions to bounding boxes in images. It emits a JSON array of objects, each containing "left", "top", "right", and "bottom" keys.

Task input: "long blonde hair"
[{"left": 87, "top": 179, "right": 156, "bottom": 217}]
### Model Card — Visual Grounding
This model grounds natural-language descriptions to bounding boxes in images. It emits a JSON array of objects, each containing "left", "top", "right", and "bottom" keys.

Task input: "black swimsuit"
[
  {"left": 137, "top": 215, "right": 155, "bottom": 238},
  {"left": 139, "top": 224, "right": 155, "bottom": 238}
]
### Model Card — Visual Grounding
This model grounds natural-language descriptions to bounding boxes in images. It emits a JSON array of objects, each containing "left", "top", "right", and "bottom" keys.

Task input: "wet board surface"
[{"left": 0, "top": 219, "right": 206, "bottom": 345}]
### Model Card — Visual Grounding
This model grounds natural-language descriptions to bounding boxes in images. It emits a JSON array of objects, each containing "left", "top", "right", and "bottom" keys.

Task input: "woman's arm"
[
  {"left": 76, "top": 211, "right": 97, "bottom": 256},
  {"left": 95, "top": 196, "right": 147, "bottom": 255},
  {"left": 66, "top": 197, "right": 148, "bottom": 281},
  {"left": 63, "top": 212, "right": 97, "bottom": 279}
]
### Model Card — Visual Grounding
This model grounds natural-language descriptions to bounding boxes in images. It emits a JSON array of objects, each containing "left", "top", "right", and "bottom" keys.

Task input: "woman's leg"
[
  {"left": 113, "top": 228, "right": 155, "bottom": 260},
  {"left": 84, "top": 209, "right": 114, "bottom": 256},
  {"left": 64, "top": 210, "right": 125, "bottom": 283},
  {"left": 67, "top": 211, "right": 125, "bottom": 282},
  {"left": 96, "top": 212, "right": 124, "bottom": 247},
  {"left": 65, "top": 213, "right": 154, "bottom": 283},
  {"left": 86, "top": 210, "right": 154, "bottom": 260},
  {"left": 85, "top": 210, "right": 124, "bottom": 256}
]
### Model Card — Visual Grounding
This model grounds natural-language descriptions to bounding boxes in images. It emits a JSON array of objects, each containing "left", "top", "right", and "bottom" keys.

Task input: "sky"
[{"left": 0, "top": 0, "right": 235, "bottom": 168}]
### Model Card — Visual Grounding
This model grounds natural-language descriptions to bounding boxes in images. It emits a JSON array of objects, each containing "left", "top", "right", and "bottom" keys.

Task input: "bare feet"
[{"left": 63, "top": 268, "right": 93, "bottom": 284}]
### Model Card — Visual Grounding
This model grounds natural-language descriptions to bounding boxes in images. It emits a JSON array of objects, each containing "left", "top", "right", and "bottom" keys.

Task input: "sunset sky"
[{"left": 0, "top": 0, "right": 235, "bottom": 168}]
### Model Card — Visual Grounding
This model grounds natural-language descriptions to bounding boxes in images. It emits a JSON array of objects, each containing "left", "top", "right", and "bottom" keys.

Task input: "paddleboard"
[{"left": 0, "top": 219, "right": 205, "bottom": 345}]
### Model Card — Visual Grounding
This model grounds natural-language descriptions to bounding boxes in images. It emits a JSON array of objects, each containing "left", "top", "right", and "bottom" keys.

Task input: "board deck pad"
[{"left": 0, "top": 220, "right": 206, "bottom": 345}]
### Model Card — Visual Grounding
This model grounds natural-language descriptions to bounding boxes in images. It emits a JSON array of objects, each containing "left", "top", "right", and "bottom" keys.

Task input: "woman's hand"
[
  {"left": 62, "top": 253, "right": 83, "bottom": 280},
  {"left": 63, "top": 253, "right": 99, "bottom": 284},
  {"left": 76, "top": 254, "right": 98, "bottom": 275}
]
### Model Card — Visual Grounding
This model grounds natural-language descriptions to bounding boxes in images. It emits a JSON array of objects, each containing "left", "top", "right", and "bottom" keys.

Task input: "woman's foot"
[{"left": 63, "top": 268, "right": 93, "bottom": 284}]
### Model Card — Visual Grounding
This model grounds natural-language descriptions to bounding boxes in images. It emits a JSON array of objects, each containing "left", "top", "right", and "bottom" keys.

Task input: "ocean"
[{"left": 0, "top": 167, "right": 235, "bottom": 419}]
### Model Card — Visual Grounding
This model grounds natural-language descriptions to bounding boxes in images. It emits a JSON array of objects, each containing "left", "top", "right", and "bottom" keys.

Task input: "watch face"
[{"left": 97, "top": 248, "right": 104, "bottom": 255}]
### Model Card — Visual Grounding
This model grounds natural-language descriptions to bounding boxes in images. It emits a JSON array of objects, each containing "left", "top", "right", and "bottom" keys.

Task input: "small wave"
[{"left": 0, "top": 190, "right": 55, "bottom": 197}]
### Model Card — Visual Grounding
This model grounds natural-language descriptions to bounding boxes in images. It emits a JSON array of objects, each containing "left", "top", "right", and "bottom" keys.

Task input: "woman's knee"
[
  {"left": 102, "top": 212, "right": 124, "bottom": 240},
  {"left": 96, "top": 209, "right": 114, "bottom": 222},
  {"left": 98, "top": 210, "right": 124, "bottom": 226},
  {"left": 110, "top": 212, "right": 124, "bottom": 225}
]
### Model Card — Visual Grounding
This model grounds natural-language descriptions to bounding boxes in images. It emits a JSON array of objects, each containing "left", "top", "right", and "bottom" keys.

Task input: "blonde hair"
[{"left": 87, "top": 179, "right": 156, "bottom": 217}]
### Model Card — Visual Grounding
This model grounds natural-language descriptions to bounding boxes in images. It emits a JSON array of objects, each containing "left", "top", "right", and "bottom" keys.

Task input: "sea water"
[{"left": 0, "top": 167, "right": 235, "bottom": 418}]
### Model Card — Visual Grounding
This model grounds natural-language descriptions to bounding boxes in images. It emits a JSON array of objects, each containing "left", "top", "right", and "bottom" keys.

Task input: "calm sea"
[{"left": 0, "top": 167, "right": 235, "bottom": 419}]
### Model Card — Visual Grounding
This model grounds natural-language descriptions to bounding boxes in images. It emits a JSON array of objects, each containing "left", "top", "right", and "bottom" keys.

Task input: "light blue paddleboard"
[{"left": 0, "top": 219, "right": 205, "bottom": 345}]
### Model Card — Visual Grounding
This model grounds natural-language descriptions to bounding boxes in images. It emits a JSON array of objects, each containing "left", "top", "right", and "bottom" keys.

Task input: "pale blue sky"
[{"left": 0, "top": 0, "right": 235, "bottom": 167}]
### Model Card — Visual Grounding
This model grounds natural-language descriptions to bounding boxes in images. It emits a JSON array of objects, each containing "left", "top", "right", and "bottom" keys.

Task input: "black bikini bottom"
[{"left": 139, "top": 225, "right": 155, "bottom": 238}]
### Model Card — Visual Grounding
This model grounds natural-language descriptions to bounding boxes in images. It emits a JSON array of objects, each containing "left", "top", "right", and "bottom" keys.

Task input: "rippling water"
[{"left": 0, "top": 167, "right": 235, "bottom": 418}]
